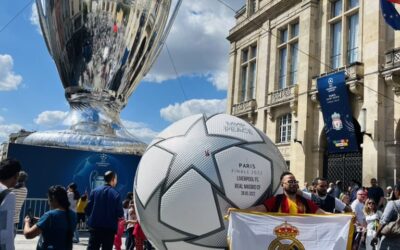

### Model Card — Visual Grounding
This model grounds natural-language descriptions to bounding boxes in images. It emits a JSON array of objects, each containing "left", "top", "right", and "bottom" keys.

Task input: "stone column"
[
  {"left": 290, "top": 0, "right": 319, "bottom": 184},
  {"left": 361, "top": 0, "right": 386, "bottom": 186},
  {"left": 226, "top": 42, "right": 237, "bottom": 114},
  {"left": 255, "top": 21, "right": 271, "bottom": 132}
]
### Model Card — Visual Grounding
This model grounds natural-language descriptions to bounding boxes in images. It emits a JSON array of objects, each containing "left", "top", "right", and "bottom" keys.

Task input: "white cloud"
[
  {"left": 0, "top": 54, "right": 23, "bottom": 91},
  {"left": 122, "top": 120, "right": 159, "bottom": 143},
  {"left": 160, "top": 98, "right": 227, "bottom": 122},
  {"left": 0, "top": 117, "right": 23, "bottom": 143},
  {"left": 0, "top": 124, "right": 23, "bottom": 143},
  {"left": 34, "top": 111, "right": 69, "bottom": 126},
  {"left": 207, "top": 70, "right": 229, "bottom": 91},
  {"left": 30, "top": 3, "right": 42, "bottom": 34},
  {"left": 145, "top": 0, "right": 244, "bottom": 90}
]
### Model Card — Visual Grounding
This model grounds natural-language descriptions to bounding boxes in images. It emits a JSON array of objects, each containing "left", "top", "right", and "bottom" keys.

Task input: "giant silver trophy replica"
[{"left": 24, "top": 0, "right": 181, "bottom": 154}]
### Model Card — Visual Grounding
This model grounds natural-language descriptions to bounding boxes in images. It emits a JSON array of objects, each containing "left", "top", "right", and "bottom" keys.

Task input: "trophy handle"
[{"left": 143, "top": 0, "right": 183, "bottom": 75}]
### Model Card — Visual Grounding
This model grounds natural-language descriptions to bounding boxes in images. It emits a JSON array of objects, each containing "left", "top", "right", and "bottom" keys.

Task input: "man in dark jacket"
[{"left": 86, "top": 171, "right": 124, "bottom": 250}]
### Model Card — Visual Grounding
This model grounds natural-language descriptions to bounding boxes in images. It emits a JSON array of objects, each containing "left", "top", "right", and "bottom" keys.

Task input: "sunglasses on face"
[
  {"left": 368, "top": 202, "right": 376, "bottom": 205},
  {"left": 285, "top": 180, "right": 299, "bottom": 185}
]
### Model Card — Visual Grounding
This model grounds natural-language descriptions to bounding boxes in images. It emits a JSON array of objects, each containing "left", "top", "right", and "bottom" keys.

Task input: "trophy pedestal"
[
  {"left": 22, "top": 130, "right": 146, "bottom": 155},
  {"left": 22, "top": 106, "right": 147, "bottom": 155}
]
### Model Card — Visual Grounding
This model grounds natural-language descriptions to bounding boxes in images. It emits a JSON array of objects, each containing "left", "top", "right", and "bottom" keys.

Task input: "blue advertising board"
[
  {"left": 7, "top": 143, "right": 141, "bottom": 199},
  {"left": 317, "top": 71, "right": 358, "bottom": 153}
]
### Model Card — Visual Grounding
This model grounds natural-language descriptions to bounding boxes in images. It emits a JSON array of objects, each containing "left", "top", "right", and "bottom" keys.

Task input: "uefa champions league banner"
[
  {"left": 6, "top": 143, "right": 140, "bottom": 199},
  {"left": 228, "top": 211, "right": 353, "bottom": 250},
  {"left": 317, "top": 71, "right": 358, "bottom": 153}
]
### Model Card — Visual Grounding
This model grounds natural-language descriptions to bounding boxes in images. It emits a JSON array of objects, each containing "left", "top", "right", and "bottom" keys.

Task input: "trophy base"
[{"left": 22, "top": 129, "right": 147, "bottom": 155}]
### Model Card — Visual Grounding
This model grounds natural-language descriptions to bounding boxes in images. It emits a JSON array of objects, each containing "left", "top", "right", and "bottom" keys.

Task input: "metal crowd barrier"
[
  {"left": 16, "top": 198, "right": 49, "bottom": 231},
  {"left": 16, "top": 198, "right": 88, "bottom": 231}
]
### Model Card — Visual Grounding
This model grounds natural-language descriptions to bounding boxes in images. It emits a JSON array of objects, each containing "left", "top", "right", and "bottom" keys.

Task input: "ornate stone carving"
[
  {"left": 232, "top": 99, "right": 257, "bottom": 116},
  {"left": 290, "top": 100, "right": 298, "bottom": 116},
  {"left": 348, "top": 80, "right": 364, "bottom": 100},
  {"left": 266, "top": 107, "right": 274, "bottom": 121},
  {"left": 310, "top": 92, "right": 318, "bottom": 104},
  {"left": 267, "top": 85, "right": 298, "bottom": 106},
  {"left": 383, "top": 48, "right": 400, "bottom": 95},
  {"left": 384, "top": 73, "right": 400, "bottom": 95}
]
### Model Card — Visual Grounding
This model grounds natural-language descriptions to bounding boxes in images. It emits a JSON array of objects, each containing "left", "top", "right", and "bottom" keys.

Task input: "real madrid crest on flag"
[{"left": 268, "top": 222, "right": 305, "bottom": 250}]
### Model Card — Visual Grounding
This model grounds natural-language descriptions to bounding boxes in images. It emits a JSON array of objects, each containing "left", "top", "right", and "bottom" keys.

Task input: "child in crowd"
[{"left": 76, "top": 193, "right": 88, "bottom": 229}]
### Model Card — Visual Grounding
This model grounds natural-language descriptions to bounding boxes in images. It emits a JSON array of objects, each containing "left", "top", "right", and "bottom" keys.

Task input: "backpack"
[{"left": 273, "top": 194, "right": 311, "bottom": 213}]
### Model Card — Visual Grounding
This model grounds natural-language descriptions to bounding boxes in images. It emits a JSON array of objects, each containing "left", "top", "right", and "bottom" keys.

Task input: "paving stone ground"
[{"left": 15, "top": 231, "right": 126, "bottom": 250}]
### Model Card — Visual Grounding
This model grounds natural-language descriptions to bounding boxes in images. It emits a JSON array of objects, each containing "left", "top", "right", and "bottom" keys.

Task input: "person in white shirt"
[
  {"left": 299, "top": 177, "right": 352, "bottom": 213},
  {"left": 363, "top": 198, "right": 382, "bottom": 250},
  {"left": 351, "top": 189, "right": 367, "bottom": 250},
  {"left": 0, "top": 159, "right": 22, "bottom": 250}
]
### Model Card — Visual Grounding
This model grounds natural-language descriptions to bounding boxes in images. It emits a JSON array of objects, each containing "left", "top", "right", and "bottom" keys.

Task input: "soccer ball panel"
[
  {"left": 160, "top": 169, "right": 221, "bottom": 235},
  {"left": 191, "top": 194, "right": 234, "bottom": 247},
  {"left": 134, "top": 187, "right": 190, "bottom": 250},
  {"left": 242, "top": 143, "right": 287, "bottom": 195},
  {"left": 165, "top": 241, "right": 225, "bottom": 250},
  {"left": 206, "top": 114, "right": 263, "bottom": 142},
  {"left": 136, "top": 146, "right": 173, "bottom": 206},
  {"left": 147, "top": 137, "right": 163, "bottom": 150},
  {"left": 215, "top": 146, "right": 272, "bottom": 208},
  {"left": 158, "top": 114, "right": 204, "bottom": 139}
]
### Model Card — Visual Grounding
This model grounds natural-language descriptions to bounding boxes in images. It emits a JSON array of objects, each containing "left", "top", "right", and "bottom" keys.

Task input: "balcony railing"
[
  {"left": 267, "top": 85, "right": 298, "bottom": 106},
  {"left": 382, "top": 48, "right": 400, "bottom": 95},
  {"left": 310, "top": 62, "right": 364, "bottom": 101},
  {"left": 232, "top": 99, "right": 257, "bottom": 116},
  {"left": 385, "top": 48, "right": 400, "bottom": 69}
]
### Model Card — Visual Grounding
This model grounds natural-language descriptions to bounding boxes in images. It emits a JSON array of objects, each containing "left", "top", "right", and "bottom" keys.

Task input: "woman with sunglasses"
[{"left": 364, "top": 198, "right": 382, "bottom": 250}]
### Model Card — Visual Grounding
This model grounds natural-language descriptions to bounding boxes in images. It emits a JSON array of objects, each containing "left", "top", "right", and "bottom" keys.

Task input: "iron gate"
[{"left": 324, "top": 152, "right": 362, "bottom": 188}]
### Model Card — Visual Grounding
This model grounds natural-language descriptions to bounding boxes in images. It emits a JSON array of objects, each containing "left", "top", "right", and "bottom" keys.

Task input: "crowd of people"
[
  {"left": 238, "top": 171, "right": 398, "bottom": 250},
  {"left": 3, "top": 156, "right": 400, "bottom": 250},
  {"left": 0, "top": 158, "right": 152, "bottom": 250}
]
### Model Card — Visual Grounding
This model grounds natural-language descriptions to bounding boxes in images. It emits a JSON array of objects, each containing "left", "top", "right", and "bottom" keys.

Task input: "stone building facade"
[{"left": 227, "top": 0, "right": 400, "bottom": 188}]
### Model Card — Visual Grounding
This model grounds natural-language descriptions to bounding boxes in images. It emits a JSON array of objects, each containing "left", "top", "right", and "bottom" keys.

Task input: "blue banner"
[
  {"left": 7, "top": 143, "right": 141, "bottom": 199},
  {"left": 317, "top": 71, "right": 358, "bottom": 153}
]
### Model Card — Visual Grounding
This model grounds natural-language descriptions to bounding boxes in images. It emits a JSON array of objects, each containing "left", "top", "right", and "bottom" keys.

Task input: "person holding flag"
[{"left": 242, "top": 172, "right": 329, "bottom": 214}]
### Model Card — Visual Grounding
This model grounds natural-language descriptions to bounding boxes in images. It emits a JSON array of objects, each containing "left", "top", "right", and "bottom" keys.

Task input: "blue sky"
[{"left": 0, "top": 0, "right": 244, "bottom": 143}]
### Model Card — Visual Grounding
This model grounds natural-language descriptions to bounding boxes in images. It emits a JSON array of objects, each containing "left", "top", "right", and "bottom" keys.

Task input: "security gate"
[{"left": 324, "top": 152, "right": 362, "bottom": 188}]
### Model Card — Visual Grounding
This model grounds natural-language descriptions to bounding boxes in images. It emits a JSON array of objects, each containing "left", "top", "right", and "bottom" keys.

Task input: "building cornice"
[{"left": 227, "top": 0, "right": 304, "bottom": 42}]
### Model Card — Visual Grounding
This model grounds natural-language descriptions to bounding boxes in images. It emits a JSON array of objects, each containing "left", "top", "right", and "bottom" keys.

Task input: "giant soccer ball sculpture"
[{"left": 134, "top": 114, "right": 287, "bottom": 249}]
